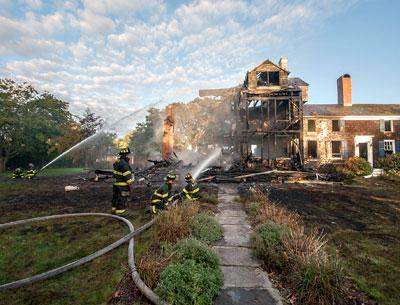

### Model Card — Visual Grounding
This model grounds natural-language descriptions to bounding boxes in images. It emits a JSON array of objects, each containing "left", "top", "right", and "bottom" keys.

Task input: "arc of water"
[{"left": 192, "top": 148, "right": 222, "bottom": 180}]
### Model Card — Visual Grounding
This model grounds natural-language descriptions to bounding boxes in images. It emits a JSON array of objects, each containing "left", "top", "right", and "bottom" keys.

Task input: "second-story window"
[
  {"left": 385, "top": 120, "right": 392, "bottom": 132},
  {"left": 308, "top": 120, "right": 316, "bottom": 132},
  {"left": 257, "top": 72, "right": 280, "bottom": 86},
  {"left": 332, "top": 120, "right": 340, "bottom": 132}
]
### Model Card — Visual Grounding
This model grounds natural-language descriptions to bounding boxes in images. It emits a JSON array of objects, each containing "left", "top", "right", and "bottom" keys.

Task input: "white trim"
[
  {"left": 354, "top": 135, "right": 373, "bottom": 165},
  {"left": 384, "top": 139, "right": 396, "bottom": 153},
  {"left": 304, "top": 115, "right": 400, "bottom": 120}
]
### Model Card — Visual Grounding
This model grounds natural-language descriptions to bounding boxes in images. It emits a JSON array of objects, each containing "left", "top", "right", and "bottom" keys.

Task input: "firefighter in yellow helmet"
[
  {"left": 182, "top": 173, "right": 200, "bottom": 201},
  {"left": 25, "top": 163, "right": 37, "bottom": 179},
  {"left": 150, "top": 173, "right": 176, "bottom": 214},
  {"left": 112, "top": 148, "right": 134, "bottom": 216}
]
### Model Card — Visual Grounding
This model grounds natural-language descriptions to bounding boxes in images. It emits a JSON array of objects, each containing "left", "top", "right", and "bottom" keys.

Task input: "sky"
[{"left": 1, "top": 0, "right": 399, "bottom": 123}]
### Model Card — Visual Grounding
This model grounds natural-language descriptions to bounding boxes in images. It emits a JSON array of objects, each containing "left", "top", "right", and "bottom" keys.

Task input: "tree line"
[{"left": 0, "top": 78, "right": 116, "bottom": 172}]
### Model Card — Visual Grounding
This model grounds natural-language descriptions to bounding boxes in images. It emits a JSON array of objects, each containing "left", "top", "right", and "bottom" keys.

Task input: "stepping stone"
[
  {"left": 215, "top": 215, "right": 248, "bottom": 225},
  {"left": 221, "top": 266, "right": 272, "bottom": 288},
  {"left": 218, "top": 224, "right": 252, "bottom": 247},
  {"left": 217, "top": 210, "right": 247, "bottom": 217},
  {"left": 215, "top": 288, "right": 281, "bottom": 305},
  {"left": 213, "top": 246, "right": 260, "bottom": 267}
]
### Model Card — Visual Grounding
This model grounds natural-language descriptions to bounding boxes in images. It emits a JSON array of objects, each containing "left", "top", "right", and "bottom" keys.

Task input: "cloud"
[{"left": 0, "top": 0, "right": 358, "bottom": 123}]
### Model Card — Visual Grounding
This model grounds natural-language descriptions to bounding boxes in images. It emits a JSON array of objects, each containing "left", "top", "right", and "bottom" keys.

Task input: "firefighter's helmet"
[
  {"left": 118, "top": 147, "right": 131, "bottom": 156},
  {"left": 166, "top": 173, "right": 177, "bottom": 182},
  {"left": 185, "top": 173, "right": 193, "bottom": 182}
]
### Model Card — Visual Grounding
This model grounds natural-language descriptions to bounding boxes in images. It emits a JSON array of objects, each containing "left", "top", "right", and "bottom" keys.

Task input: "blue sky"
[{"left": 1, "top": 0, "right": 399, "bottom": 123}]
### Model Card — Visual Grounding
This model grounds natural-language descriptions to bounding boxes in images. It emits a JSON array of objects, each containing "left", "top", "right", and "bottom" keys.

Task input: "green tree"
[{"left": 0, "top": 79, "right": 71, "bottom": 171}]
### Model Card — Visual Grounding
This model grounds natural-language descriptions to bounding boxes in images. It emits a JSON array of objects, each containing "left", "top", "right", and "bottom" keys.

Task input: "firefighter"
[
  {"left": 150, "top": 173, "right": 176, "bottom": 214},
  {"left": 182, "top": 173, "right": 200, "bottom": 201},
  {"left": 112, "top": 148, "right": 134, "bottom": 216},
  {"left": 25, "top": 163, "right": 37, "bottom": 179},
  {"left": 12, "top": 168, "right": 24, "bottom": 179}
]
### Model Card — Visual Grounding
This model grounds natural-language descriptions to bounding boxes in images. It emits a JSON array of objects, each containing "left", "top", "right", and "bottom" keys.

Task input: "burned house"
[
  {"left": 199, "top": 58, "right": 400, "bottom": 169},
  {"left": 303, "top": 74, "right": 400, "bottom": 167},
  {"left": 234, "top": 58, "right": 308, "bottom": 167}
]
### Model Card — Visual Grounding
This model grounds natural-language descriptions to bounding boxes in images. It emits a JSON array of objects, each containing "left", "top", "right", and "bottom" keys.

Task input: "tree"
[{"left": 0, "top": 79, "right": 71, "bottom": 171}]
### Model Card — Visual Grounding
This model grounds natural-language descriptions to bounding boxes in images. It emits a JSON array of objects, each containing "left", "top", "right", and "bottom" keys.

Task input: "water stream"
[
  {"left": 192, "top": 148, "right": 222, "bottom": 180},
  {"left": 39, "top": 100, "right": 163, "bottom": 172}
]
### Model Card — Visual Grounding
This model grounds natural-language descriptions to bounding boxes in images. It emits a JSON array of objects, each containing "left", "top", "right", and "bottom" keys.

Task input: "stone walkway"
[{"left": 213, "top": 185, "right": 282, "bottom": 305}]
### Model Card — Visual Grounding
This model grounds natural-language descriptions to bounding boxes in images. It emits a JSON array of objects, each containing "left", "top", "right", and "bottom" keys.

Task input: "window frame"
[
  {"left": 331, "top": 141, "right": 342, "bottom": 159},
  {"left": 332, "top": 120, "right": 340, "bottom": 132},
  {"left": 308, "top": 120, "right": 316, "bottom": 132},
  {"left": 384, "top": 120, "right": 393, "bottom": 132},
  {"left": 307, "top": 140, "right": 318, "bottom": 159},
  {"left": 383, "top": 139, "right": 395, "bottom": 155}
]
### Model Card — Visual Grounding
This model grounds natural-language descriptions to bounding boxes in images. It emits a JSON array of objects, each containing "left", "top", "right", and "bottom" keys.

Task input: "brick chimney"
[
  {"left": 162, "top": 105, "right": 174, "bottom": 160},
  {"left": 337, "top": 74, "right": 352, "bottom": 106},
  {"left": 279, "top": 57, "right": 288, "bottom": 71}
]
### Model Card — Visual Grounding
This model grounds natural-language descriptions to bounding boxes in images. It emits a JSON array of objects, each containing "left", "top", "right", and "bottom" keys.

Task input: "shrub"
[
  {"left": 155, "top": 259, "right": 223, "bottom": 305},
  {"left": 252, "top": 221, "right": 289, "bottom": 268},
  {"left": 282, "top": 228, "right": 328, "bottom": 268},
  {"left": 291, "top": 259, "right": 345, "bottom": 305},
  {"left": 174, "top": 238, "right": 219, "bottom": 269},
  {"left": 154, "top": 203, "right": 199, "bottom": 244},
  {"left": 253, "top": 201, "right": 301, "bottom": 229},
  {"left": 342, "top": 157, "right": 372, "bottom": 177},
  {"left": 199, "top": 193, "right": 218, "bottom": 204},
  {"left": 378, "top": 153, "right": 400, "bottom": 175},
  {"left": 137, "top": 247, "right": 173, "bottom": 288},
  {"left": 189, "top": 213, "right": 223, "bottom": 244}
]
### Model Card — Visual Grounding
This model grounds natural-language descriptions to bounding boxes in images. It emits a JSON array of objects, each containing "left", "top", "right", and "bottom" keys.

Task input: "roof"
[
  {"left": 250, "top": 59, "right": 289, "bottom": 73},
  {"left": 304, "top": 104, "right": 400, "bottom": 116},
  {"left": 288, "top": 77, "right": 309, "bottom": 86}
]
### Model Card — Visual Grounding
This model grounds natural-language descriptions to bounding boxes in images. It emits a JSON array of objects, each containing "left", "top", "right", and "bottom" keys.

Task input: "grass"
[
  {"left": 266, "top": 177, "right": 400, "bottom": 305},
  {"left": 0, "top": 167, "right": 86, "bottom": 178},
  {"left": 0, "top": 217, "right": 128, "bottom": 305},
  {"left": 247, "top": 191, "right": 346, "bottom": 305}
]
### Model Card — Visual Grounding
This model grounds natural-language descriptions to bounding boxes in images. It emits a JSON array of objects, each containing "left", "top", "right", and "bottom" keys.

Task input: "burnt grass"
[
  {"left": 244, "top": 178, "right": 400, "bottom": 305},
  {"left": 0, "top": 174, "right": 218, "bottom": 305}
]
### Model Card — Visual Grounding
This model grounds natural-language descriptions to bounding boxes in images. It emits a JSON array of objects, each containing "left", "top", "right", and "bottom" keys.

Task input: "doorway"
[{"left": 354, "top": 136, "right": 373, "bottom": 166}]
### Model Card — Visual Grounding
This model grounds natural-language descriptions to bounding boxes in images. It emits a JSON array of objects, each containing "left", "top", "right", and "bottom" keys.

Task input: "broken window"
[
  {"left": 257, "top": 72, "right": 280, "bottom": 86},
  {"left": 384, "top": 140, "right": 395, "bottom": 155},
  {"left": 384, "top": 120, "right": 392, "bottom": 132},
  {"left": 307, "top": 141, "right": 317, "bottom": 158},
  {"left": 332, "top": 120, "right": 340, "bottom": 132},
  {"left": 308, "top": 120, "right": 316, "bottom": 132},
  {"left": 331, "top": 141, "right": 341, "bottom": 158}
]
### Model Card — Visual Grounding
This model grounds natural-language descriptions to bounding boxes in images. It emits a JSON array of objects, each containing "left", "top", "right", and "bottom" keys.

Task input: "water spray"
[{"left": 192, "top": 148, "right": 222, "bottom": 180}]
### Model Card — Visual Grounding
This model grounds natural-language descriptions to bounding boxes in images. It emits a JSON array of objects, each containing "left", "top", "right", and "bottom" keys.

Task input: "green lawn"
[{"left": 0, "top": 168, "right": 86, "bottom": 178}]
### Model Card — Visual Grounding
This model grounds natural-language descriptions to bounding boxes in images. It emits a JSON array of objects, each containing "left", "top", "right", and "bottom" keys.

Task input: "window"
[
  {"left": 332, "top": 120, "right": 340, "bottom": 132},
  {"left": 384, "top": 140, "right": 395, "bottom": 155},
  {"left": 384, "top": 120, "right": 392, "bottom": 132},
  {"left": 331, "top": 141, "right": 342, "bottom": 158},
  {"left": 308, "top": 120, "right": 316, "bottom": 132},
  {"left": 256, "top": 71, "right": 280, "bottom": 86},
  {"left": 307, "top": 141, "right": 317, "bottom": 158}
]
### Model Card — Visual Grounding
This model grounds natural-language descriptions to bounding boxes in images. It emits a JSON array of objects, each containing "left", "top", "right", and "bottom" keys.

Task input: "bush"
[
  {"left": 137, "top": 247, "right": 172, "bottom": 288},
  {"left": 282, "top": 228, "right": 328, "bottom": 268},
  {"left": 155, "top": 260, "right": 223, "bottom": 305},
  {"left": 154, "top": 203, "right": 199, "bottom": 244},
  {"left": 342, "top": 157, "right": 372, "bottom": 177},
  {"left": 189, "top": 213, "right": 223, "bottom": 244},
  {"left": 291, "top": 259, "right": 345, "bottom": 305},
  {"left": 379, "top": 153, "right": 400, "bottom": 175},
  {"left": 252, "top": 221, "right": 289, "bottom": 268},
  {"left": 252, "top": 201, "right": 301, "bottom": 229},
  {"left": 174, "top": 238, "right": 219, "bottom": 269}
]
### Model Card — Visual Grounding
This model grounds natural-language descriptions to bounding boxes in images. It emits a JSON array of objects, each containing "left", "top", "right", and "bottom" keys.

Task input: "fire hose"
[{"left": 0, "top": 213, "right": 171, "bottom": 305}]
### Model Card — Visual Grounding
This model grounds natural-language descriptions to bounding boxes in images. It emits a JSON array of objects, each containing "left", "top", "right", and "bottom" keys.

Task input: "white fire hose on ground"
[{"left": 0, "top": 213, "right": 170, "bottom": 305}]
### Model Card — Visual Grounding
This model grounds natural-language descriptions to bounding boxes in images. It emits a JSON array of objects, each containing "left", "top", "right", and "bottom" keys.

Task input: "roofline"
[
  {"left": 250, "top": 59, "right": 290, "bottom": 74},
  {"left": 304, "top": 103, "right": 400, "bottom": 106}
]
